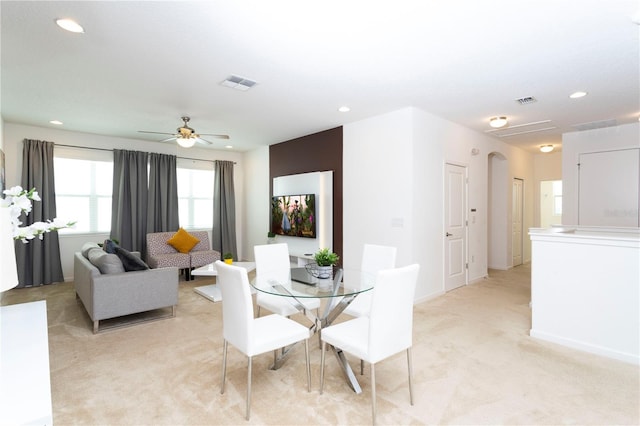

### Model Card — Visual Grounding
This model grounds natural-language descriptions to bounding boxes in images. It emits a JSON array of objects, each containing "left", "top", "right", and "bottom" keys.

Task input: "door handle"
[{"left": 446, "top": 232, "right": 452, "bottom": 237}]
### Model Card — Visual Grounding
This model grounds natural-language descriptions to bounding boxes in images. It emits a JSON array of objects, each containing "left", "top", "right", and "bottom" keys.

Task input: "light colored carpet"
[{"left": 2, "top": 264, "right": 638, "bottom": 425}]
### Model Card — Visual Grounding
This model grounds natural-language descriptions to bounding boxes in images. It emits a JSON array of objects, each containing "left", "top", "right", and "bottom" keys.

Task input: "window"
[
  {"left": 53, "top": 150, "right": 213, "bottom": 233},
  {"left": 177, "top": 159, "right": 214, "bottom": 229},
  {"left": 54, "top": 149, "right": 113, "bottom": 234}
]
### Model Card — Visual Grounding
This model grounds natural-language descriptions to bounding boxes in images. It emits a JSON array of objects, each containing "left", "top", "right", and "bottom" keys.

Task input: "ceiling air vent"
[
  {"left": 572, "top": 119, "right": 617, "bottom": 131},
  {"left": 221, "top": 75, "right": 257, "bottom": 91},
  {"left": 515, "top": 96, "right": 537, "bottom": 105}
]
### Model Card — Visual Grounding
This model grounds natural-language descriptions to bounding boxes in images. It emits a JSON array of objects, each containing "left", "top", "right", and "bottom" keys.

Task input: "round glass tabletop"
[{"left": 250, "top": 267, "right": 374, "bottom": 299}]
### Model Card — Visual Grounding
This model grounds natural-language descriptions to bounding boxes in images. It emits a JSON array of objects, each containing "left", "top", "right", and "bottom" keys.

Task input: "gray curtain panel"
[
  {"left": 111, "top": 149, "right": 149, "bottom": 255},
  {"left": 212, "top": 160, "right": 237, "bottom": 259},
  {"left": 15, "top": 139, "right": 64, "bottom": 287},
  {"left": 147, "top": 153, "right": 179, "bottom": 233}
]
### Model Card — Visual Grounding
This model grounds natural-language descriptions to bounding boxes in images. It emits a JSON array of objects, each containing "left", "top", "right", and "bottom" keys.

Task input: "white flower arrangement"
[{"left": 1, "top": 186, "right": 75, "bottom": 243}]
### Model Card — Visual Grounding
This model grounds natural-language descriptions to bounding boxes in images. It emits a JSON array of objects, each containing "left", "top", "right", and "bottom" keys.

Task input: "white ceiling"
[{"left": 2, "top": 1, "right": 639, "bottom": 153}]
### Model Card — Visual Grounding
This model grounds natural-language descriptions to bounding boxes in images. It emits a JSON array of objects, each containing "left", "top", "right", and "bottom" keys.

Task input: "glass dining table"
[{"left": 251, "top": 267, "right": 374, "bottom": 394}]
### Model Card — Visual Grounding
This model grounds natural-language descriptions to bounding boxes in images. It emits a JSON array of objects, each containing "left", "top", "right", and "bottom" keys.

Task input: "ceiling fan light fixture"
[
  {"left": 489, "top": 116, "right": 508, "bottom": 128},
  {"left": 540, "top": 144, "right": 554, "bottom": 153},
  {"left": 177, "top": 137, "right": 196, "bottom": 148}
]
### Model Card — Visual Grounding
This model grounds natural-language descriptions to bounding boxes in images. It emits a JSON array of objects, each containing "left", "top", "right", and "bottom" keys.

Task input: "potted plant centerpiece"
[
  {"left": 313, "top": 248, "right": 339, "bottom": 279},
  {"left": 223, "top": 252, "right": 233, "bottom": 265}
]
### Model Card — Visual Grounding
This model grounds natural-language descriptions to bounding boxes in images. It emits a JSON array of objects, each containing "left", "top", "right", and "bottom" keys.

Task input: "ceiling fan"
[{"left": 138, "top": 116, "right": 229, "bottom": 148}]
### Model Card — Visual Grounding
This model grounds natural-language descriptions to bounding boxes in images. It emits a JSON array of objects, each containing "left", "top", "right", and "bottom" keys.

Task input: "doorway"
[
  {"left": 444, "top": 163, "right": 467, "bottom": 291},
  {"left": 512, "top": 178, "right": 524, "bottom": 267}
]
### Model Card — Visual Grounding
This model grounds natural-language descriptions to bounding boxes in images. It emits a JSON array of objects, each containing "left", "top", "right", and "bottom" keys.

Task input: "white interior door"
[
  {"left": 444, "top": 163, "right": 467, "bottom": 292},
  {"left": 512, "top": 178, "right": 523, "bottom": 266}
]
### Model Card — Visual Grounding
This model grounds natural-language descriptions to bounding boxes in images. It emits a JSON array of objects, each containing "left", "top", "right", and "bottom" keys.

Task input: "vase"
[
  {"left": 316, "top": 265, "right": 333, "bottom": 279},
  {"left": 224, "top": 259, "right": 233, "bottom": 265}
]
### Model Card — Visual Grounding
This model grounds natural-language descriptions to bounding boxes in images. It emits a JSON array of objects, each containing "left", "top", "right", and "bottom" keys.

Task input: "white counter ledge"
[{"left": 529, "top": 226, "right": 639, "bottom": 365}]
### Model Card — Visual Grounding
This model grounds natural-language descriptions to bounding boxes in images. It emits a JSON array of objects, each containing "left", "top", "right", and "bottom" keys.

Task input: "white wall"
[
  {"left": 243, "top": 146, "right": 269, "bottom": 261},
  {"left": 562, "top": 122, "right": 640, "bottom": 225},
  {"left": 343, "top": 108, "right": 416, "bottom": 283},
  {"left": 3, "top": 122, "right": 245, "bottom": 280},
  {"left": 340, "top": 107, "right": 534, "bottom": 302}
]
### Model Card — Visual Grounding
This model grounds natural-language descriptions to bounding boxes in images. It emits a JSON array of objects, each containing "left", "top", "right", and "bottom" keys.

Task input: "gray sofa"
[{"left": 74, "top": 247, "right": 179, "bottom": 333}]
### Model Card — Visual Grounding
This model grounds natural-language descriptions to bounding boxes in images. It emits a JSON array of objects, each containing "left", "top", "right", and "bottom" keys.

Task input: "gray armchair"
[{"left": 146, "top": 231, "right": 220, "bottom": 280}]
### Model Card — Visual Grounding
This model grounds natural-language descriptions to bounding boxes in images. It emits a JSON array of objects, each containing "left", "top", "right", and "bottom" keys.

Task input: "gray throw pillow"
[
  {"left": 114, "top": 246, "right": 149, "bottom": 272},
  {"left": 81, "top": 242, "right": 101, "bottom": 259},
  {"left": 87, "top": 247, "right": 125, "bottom": 274}
]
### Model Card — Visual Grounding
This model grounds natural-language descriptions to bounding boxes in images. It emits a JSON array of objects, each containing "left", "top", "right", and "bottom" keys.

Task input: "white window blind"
[
  {"left": 177, "top": 158, "right": 214, "bottom": 229},
  {"left": 54, "top": 148, "right": 113, "bottom": 234}
]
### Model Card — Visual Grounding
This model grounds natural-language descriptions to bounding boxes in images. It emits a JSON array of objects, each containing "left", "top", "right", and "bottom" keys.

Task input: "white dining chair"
[
  {"left": 341, "top": 244, "right": 397, "bottom": 318},
  {"left": 320, "top": 263, "right": 420, "bottom": 425},
  {"left": 254, "top": 243, "right": 321, "bottom": 317},
  {"left": 216, "top": 260, "right": 311, "bottom": 421}
]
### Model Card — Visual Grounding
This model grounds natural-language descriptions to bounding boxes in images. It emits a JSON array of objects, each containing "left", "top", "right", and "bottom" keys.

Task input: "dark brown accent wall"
[{"left": 269, "top": 127, "right": 343, "bottom": 262}]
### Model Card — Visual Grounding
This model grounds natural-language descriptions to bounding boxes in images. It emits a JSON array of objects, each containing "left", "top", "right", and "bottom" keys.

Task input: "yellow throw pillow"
[{"left": 167, "top": 228, "right": 200, "bottom": 253}]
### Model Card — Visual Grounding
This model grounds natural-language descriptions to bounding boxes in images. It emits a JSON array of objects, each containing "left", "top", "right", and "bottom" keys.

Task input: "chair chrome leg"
[
  {"left": 220, "top": 340, "right": 228, "bottom": 394},
  {"left": 320, "top": 341, "right": 326, "bottom": 394},
  {"left": 305, "top": 339, "right": 311, "bottom": 392},
  {"left": 407, "top": 347, "right": 414, "bottom": 405},
  {"left": 371, "top": 363, "right": 377, "bottom": 425},
  {"left": 246, "top": 356, "right": 252, "bottom": 421}
]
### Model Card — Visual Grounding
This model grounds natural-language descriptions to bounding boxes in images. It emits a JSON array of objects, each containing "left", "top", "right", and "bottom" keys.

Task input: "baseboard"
[
  {"left": 530, "top": 329, "right": 639, "bottom": 366},
  {"left": 414, "top": 290, "right": 445, "bottom": 305}
]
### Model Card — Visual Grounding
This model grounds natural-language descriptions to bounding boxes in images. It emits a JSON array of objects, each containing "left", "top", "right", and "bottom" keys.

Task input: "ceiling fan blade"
[
  {"left": 196, "top": 137, "right": 214, "bottom": 145},
  {"left": 138, "top": 130, "right": 175, "bottom": 136},
  {"left": 160, "top": 137, "right": 176, "bottom": 142},
  {"left": 198, "top": 133, "right": 230, "bottom": 139}
]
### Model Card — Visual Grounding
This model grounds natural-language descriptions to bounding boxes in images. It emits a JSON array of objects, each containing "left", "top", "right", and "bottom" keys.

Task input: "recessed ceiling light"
[
  {"left": 338, "top": 106, "right": 350, "bottom": 113},
  {"left": 489, "top": 116, "right": 508, "bottom": 128},
  {"left": 569, "top": 91, "right": 588, "bottom": 99},
  {"left": 225, "top": 145, "right": 233, "bottom": 149},
  {"left": 540, "top": 145, "right": 554, "bottom": 153},
  {"left": 49, "top": 120, "right": 63, "bottom": 125},
  {"left": 55, "top": 18, "right": 84, "bottom": 33}
]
